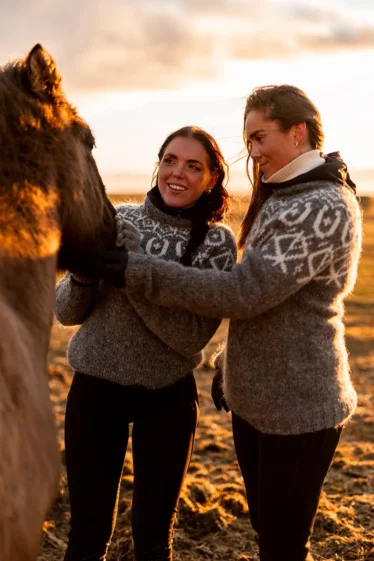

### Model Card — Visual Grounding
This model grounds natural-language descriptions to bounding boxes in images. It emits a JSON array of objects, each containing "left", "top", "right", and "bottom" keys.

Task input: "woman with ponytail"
[
  {"left": 90, "top": 86, "right": 363, "bottom": 561},
  {"left": 55, "top": 126, "right": 236, "bottom": 561}
]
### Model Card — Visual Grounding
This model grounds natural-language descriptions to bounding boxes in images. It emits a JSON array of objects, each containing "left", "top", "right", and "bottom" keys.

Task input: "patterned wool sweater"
[
  {"left": 125, "top": 165, "right": 362, "bottom": 434},
  {"left": 54, "top": 195, "right": 237, "bottom": 389}
]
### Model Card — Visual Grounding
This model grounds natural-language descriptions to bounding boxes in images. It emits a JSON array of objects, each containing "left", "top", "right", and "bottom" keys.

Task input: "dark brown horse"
[{"left": 0, "top": 44, "right": 116, "bottom": 560}]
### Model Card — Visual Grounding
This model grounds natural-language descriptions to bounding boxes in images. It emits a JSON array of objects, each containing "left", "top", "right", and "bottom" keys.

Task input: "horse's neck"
[
  {"left": 0, "top": 189, "right": 61, "bottom": 336},
  {"left": 0, "top": 254, "right": 57, "bottom": 348}
]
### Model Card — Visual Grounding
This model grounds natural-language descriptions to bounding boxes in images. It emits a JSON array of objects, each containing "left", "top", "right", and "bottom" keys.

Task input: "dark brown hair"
[
  {"left": 238, "top": 85, "right": 324, "bottom": 248},
  {"left": 153, "top": 126, "right": 230, "bottom": 265}
]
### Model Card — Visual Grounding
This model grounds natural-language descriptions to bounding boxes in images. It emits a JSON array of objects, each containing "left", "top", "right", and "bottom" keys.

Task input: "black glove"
[
  {"left": 211, "top": 371, "right": 230, "bottom": 413},
  {"left": 77, "top": 249, "right": 128, "bottom": 288}
]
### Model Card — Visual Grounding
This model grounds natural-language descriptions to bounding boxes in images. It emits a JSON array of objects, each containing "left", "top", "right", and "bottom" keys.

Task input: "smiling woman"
[
  {"left": 157, "top": 136, "right": 218, "bottom": 208},
  {"left": 245, "top": 114, "right": 314, "bottom": 180},
  {"left": 55, "top": 125, "right": 237, "bottom": 561},
  {"left": 151, "top": 126, "right": 231, "bottom": 266}
]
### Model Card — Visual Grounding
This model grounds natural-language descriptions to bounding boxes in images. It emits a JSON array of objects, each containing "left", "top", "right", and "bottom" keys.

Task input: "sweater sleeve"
[
  {"left": 126, "top": 227, "right": 237, "bottom": 356},
  {"left": 125, "top": 192, "right": 359, "bottom": 320},
  {"left": 54, "top": 273, "right": 98, "bottom": 326}
]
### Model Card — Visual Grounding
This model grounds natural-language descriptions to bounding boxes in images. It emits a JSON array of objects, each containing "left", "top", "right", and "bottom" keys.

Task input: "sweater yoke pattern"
[
  {"left": 247, "top": 182, "right": 361, "bottom": 292},
  {"left": 116, "top": 200, "right": 236, "bottom": 271}
]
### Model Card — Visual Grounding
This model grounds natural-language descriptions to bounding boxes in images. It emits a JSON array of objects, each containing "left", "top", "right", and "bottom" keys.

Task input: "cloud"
[
  {"left": 213, "top": 1, "right": 374, "bottom": 60},
  {"left": 0, "top": 1, "right": 219, "bottom": 91},
  {"left": 0, "top": 0, "right": 373, "bottom": 92}
]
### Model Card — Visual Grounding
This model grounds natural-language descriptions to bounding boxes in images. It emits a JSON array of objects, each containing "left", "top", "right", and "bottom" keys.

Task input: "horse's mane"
[{"left": 0, "top": 61, "right": 95, "bottom": 194}]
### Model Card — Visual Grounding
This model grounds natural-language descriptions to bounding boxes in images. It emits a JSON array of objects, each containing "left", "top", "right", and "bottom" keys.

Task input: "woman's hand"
[
  {"left": 73, "top": 216, "right": 140, "bottom": 289},
  {"left": 115, "top": 215, "right": 143, "bottom": 253},
  {"left": 211, "top": 370, "right": 230, "bottom": 413},
  {"left": 74, "top": 249, "right": 128, "bottom": 288}
]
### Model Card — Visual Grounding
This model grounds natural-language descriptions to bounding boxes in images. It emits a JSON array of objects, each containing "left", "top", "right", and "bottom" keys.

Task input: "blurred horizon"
[{"left": 102, "top": 167, "right": 374, "bottom": 196}]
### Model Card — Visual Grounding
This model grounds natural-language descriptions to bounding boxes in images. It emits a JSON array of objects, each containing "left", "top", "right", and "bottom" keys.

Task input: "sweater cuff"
[
  {"left": 125, "top": 252, "right": 149, "bottom": 291},
  {"left": 70, "top": 273, "right": 99, "bottom": 287}
]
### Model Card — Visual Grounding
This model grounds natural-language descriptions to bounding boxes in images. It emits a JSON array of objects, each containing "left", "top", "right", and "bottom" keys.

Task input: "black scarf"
[
  {"left": 262, "top": 152, "right": 357, "bottom": 194},
  {"left": 147, "top": 186, "right": 211, "bottom": 266}
]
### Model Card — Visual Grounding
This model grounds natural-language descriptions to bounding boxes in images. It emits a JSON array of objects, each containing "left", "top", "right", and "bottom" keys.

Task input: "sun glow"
[
  {"left": 0, "top": 184, "right": 60, "bottom": 259},
  {"left": 68, "top": 48, "right": 374, "bottom": 195}
]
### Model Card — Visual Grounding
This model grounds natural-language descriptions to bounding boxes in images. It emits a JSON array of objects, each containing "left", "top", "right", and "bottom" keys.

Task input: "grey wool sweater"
[
  {"left": 54, "top": 196, "right": 237, "bottom": 389},
  {"left": 125, "top": 181, "right": 362, "bottom": 434}
]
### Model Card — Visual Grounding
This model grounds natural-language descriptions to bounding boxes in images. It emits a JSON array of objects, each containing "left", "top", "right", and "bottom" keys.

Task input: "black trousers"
[
  {"left": 63, "top": 371, "right": 199, "bottom": 561},
  {"left": 232, "top": 412, "right": 342, "bottom": 561}
]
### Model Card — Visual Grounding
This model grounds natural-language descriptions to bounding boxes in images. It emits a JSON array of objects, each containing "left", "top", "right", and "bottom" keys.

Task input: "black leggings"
[
  {"left": 232, "top": 412, "right": 342, "bottom": 561},
  {"left": 63, "top": 372, "right": 199, "bottom": 561}
]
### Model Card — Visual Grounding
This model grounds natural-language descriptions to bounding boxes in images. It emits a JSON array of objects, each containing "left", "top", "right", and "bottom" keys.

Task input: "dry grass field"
[{"left": 39, "top": 194, "right": 374, "bottom": 561}]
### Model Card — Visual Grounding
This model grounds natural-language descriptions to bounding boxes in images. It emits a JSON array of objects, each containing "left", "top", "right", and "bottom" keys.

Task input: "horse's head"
[{"left": 0, "top": 44, "right": 116, "bottom": 273}]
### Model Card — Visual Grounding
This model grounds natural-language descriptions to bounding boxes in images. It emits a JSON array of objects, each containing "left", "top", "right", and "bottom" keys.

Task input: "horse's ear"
[{"left": 26, "top": 43, "right": 62, "bottom": 99}]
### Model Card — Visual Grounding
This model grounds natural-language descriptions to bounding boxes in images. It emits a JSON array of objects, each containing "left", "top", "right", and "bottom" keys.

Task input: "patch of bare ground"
[{"left": 38, "top": 196, "right": 374, "bottom": 561}]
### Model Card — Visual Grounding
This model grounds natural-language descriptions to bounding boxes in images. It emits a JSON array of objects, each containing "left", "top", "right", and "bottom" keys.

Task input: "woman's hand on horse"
[
  {"left": 115, "top": 215, "right": 142, "bottom": 253},
  {"left": 77, "top": 249, "right": 128, "bottom": 288}
]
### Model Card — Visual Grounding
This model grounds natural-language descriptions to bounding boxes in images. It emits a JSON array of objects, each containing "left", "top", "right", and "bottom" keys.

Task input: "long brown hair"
[
  {"left": 238, "top": 85, "right": 324, "bottom": 248},
  {"left": 153, "top": 126, "right": 230, "bottom": 265}
]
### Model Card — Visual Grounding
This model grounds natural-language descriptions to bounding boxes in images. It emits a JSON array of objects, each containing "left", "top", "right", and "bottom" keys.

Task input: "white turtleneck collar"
[{"left": 262, "top": 150, "right": 325, "bottom": 184}]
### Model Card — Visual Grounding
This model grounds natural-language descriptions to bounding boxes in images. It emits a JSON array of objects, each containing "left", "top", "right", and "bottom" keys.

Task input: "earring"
[
  {"left": 207, "top": 189, "right": 212, "bottom": 194},
  {"left": 295, "top": 141, "right": 299, "bottom": 147}
]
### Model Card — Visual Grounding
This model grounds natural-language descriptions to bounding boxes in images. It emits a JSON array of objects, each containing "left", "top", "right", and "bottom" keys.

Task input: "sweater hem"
[
  {"left": 67, "top": 356, "right": 199, "bottom": 391},
  {"left": 226, "top": 393, "right": 358, "bottom": 435}
]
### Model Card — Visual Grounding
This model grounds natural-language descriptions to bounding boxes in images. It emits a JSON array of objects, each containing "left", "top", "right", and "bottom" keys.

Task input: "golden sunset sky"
[{"left": 1, "top": 0, "right": 374, "bottom": 194}]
